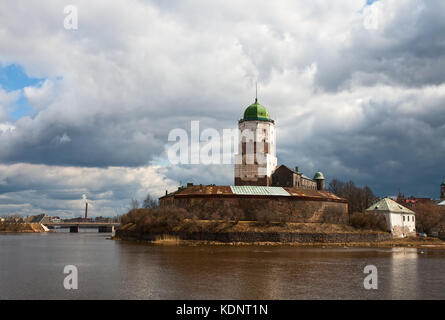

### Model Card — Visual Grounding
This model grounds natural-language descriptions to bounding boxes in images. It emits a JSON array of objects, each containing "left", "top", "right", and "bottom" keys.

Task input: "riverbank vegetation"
[
  {"left": 349, "top": 212, "right": 387, "bottom": 231},
  {"left": 414, "top": 202, "right": 445, "bottom": 234}
]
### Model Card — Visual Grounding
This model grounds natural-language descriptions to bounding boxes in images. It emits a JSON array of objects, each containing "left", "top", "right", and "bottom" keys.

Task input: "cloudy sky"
[{"left": 0, "top": 0, "right": 444, "bottom": 217}]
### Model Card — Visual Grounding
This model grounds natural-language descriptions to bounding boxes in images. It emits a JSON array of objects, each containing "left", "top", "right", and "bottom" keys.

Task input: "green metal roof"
[
  {"left": 230, "top": 186, "right": 290, "bottom": 196},
  {"left": 243, "top": 99, "right": 271, "bottom": 121},
  {"left": 313, "top": 171, "right": 325, "bottom": 180}
]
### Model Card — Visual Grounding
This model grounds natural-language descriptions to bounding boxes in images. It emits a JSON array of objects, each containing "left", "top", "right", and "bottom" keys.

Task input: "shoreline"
[
  {"left": 112, "top": 237, "right": 445, "bottom": 249},
  {"left": 113, "top": 227, "right": 445, "bottom": 249}
]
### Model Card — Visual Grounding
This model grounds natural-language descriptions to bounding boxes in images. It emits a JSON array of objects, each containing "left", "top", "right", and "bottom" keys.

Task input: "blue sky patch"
[{"left": 0, "top": 64, "right": 44, "bottom": 120}]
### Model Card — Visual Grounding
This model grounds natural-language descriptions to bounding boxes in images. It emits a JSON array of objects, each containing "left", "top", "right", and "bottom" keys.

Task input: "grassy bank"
[{"left": 0, "top": 222, "right": 47, "bottom": 233}]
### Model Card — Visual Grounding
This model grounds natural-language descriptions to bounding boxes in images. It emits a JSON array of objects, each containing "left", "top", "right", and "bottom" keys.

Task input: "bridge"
[{"left": 44, "top": 222, "right": 121, "bottom": 233}]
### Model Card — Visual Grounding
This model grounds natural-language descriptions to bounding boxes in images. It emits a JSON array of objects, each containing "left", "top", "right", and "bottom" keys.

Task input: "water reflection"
[
  {"left": 389, "top": 248, "right": 418, "bottom": 299},
  {"left": 1, "top": 233, "right": 444, "bottom": 299}
]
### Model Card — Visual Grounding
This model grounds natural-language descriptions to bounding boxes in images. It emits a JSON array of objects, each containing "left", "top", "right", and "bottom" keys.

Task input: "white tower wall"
[{"left": 234, "top": 120, "right": 277, "bottom": 185}]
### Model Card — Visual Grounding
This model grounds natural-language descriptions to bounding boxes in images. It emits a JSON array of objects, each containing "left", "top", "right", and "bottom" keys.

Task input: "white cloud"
[
  {"left": 0, "top": 163, "right": 178, "bottom": 217},
  {"left": 0, "top": 0, "right": 444, "bottom": 213},
  {"left": 0, "top": 85, "right": 20, "bottom": 122},
  {"left": 23, "top": 80, "right": 57, "bottom": 112}
]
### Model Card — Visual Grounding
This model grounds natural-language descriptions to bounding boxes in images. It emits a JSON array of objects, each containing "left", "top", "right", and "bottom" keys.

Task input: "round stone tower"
[
  {"left": 441, "top": 179, "right": 445, "bottom": 200},
  {"left": 313, "top": 171, "right": 325, "bottom": 191},
  {"left": 234, "top": 98, "right": 277, "bottom": 186}
]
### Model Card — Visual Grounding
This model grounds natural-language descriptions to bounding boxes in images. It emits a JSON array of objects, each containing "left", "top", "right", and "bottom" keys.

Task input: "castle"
[{"left": 159, "top": 98, "right": 348, "bottom": 223}]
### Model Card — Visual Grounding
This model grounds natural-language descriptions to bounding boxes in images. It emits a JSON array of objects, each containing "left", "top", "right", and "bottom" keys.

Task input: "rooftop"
[
  {"left": 313, "top": 171, "right": 325, "bottom": 180},
  {"left": 160, "top": 185, "right": 346, "bottom": 202},
  {"left": 242, "top": 98, "right": 272, "bottom": 122},
  {"left": 366, "top": 198, "right": 415, "bottom": 214},
  {"left": 231, "top": 185, "right": 290, "bottom": 196}
]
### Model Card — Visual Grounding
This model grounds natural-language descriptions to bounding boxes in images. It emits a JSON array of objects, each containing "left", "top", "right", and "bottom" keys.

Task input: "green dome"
[
  {"left": 243, "top": 99, "right": 270, "bottom": 121},
  {"left": 313, "top": 171, "right": 325, "bottom": 180},
  {"left": 441, "top": 179, "right": 445, "bottom": 186}
]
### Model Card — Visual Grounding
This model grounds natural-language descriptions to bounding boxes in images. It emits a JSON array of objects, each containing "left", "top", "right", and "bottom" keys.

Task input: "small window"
[
  {"left": 407, "top": 216, "right": 410, "bottom": 222},
  {"left": 403, "top": 216, "right": 405, "bottom": 222}
]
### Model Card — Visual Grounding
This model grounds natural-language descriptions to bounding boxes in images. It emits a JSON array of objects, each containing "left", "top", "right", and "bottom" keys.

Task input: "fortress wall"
[
  {"left": 115, "top": 229, "right": 391, "bottom": 243},
  {"left": 163, "top": 196, "right": 348, "bottom": 224}
]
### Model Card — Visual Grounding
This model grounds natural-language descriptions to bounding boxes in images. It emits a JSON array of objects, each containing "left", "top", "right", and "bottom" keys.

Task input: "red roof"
[{"left": 160, "top": 185, "right": 347, "bottom": 203}]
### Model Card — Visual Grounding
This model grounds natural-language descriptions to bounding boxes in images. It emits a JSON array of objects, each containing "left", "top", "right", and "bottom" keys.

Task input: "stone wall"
[
  {"left": 161, "top": 196, "right": 348, "bottom": 224},
  {"left": 115, "top": 229, "right": 391, "bottom": 243}
]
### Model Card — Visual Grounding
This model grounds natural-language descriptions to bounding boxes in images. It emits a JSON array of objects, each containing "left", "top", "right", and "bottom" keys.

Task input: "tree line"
[{"left": 328, "top": 178, "right": 445, "bottom": 234}]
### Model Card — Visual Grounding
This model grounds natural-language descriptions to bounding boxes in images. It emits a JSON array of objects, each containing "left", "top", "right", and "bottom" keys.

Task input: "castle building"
[
  {"left": 234, "top": 98, "right": 277, "bottom": 186},
  {"left": 159, "top": 97, "right": 348, "bottom": 223},
  {"left": 270, "top": 165, "right": 325, "bottom": 190}
]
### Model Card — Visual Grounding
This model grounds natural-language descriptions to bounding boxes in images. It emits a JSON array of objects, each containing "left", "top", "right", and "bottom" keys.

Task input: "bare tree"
[
  {"left": 414, "top": 202, "right": 444, "bottom": 234},
  {"left": 130, "top": 198, "right": 139, "bottom": 210},
  {"left": 329, "top": 179, "right": 377, "bottom": 215},
  {"left": 142, "top": 193, "right": 158, "bottom": 209}
]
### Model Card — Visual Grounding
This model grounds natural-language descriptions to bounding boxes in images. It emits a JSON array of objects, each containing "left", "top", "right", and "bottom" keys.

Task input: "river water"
[{"left": 1, "top": 230, "right": 444, "bottom": 299}]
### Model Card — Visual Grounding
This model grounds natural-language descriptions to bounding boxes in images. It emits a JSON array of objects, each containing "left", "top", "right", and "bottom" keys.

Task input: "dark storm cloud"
[
  {"left": 315, "top": 1, "right": 445, "bottom": 91},
  {"left": 277, "top": 84, "right": 445, "bottom": 197}
]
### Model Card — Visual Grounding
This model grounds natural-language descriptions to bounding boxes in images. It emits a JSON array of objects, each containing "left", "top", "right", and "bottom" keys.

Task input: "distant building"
[
  {"left": 396, "top": 193, "right": 433, "bottom": 207},
  {"left": 271, "top": 165, "right": 325, "bottom": 190},
  {"left": 366, "top": 198, "right": 416, "bottom": 238}
]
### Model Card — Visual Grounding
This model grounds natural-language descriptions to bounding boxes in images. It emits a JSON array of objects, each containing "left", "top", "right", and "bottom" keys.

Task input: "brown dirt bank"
[{"left": 0, "top": 222, "right": 47, "bottom": 233}]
